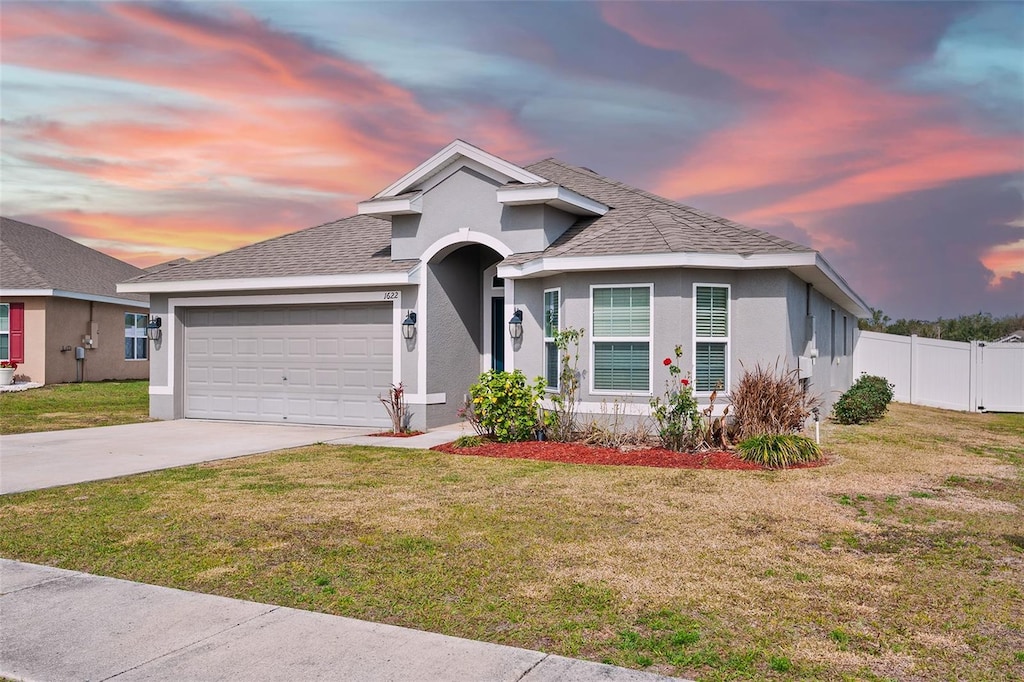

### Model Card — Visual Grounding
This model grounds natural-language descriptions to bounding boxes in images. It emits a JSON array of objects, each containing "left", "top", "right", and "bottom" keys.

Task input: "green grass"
[
  {"left": 0, "top": 402, "right": 1021, "bottom": 680},
  {"left": 0, "top": 381, "right": 150, "bottom": 434}
]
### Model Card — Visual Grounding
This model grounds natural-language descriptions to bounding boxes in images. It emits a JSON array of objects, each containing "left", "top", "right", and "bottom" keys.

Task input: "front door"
[{"left": 491, "top": 296, "right": 504, "bottom": 371}]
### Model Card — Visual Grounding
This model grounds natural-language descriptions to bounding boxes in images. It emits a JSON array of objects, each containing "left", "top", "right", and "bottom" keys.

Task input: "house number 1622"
[{"left": 383, "top": 291, "right": 400, "bottom": 300}]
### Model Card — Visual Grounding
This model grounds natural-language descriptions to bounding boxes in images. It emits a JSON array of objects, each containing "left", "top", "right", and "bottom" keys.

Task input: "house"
[
  {"left": 996, "top": 330, "right": 1023, "bottom": 343},
  {"left": 0, "top": 217, "right": 150, "bottom": 384},
  {"left": 120, "top": 140, "right": 870, "bottom": 430}
]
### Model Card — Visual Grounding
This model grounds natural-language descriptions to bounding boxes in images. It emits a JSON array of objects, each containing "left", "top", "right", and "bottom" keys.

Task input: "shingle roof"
[
  {"left": 127, "top": 155, "right": 813, "bottom": 285},
  {"left": 128, "top": 215, "right": 417, "bottom": 284},
  {"left": 0, "top": 217, "right": 148, "bottom": 302},
  {"left": 502, "top": 158, "right": 812, "bottom": 265}
]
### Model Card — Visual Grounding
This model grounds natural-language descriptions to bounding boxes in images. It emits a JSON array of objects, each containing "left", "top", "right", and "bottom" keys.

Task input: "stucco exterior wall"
[
  {"left": 391, "top": 168, "right": 575, "bottom": 259},
  {"left": 424, "top": 245, "right": 498, "bottom": 428},
  {"left": 0, "top": 297, "right": 47, "bottom": 383},
  {"left": 42, "top": 298, "right": 149, "bottom": 384},
  {"left": 512, "top": 268, "right": 824, "bottom": 411}
]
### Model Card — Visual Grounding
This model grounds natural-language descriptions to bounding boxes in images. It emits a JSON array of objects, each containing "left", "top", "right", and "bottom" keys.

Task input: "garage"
[{"left": 184, "top": 304, "right": 393, "bottom": 427}]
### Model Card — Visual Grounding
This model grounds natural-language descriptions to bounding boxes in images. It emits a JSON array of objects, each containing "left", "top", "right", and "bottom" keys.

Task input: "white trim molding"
[
  {"left": 374, "top": 140, "right": 545, "bottom": 199},
  {"left": 496, "top": 184, "right": 608, "bottom": 216},
  {"left": 119, "top": 270, "right": 419, "bottom": 295},
  {"left": 1, "top": 288, "right": 149, "bottom": 308},
  {"left": 357, "top": 192, "right": 423, "bottom": 216},
  {"left": 498, "top": 250, "right": 871, "bottom": 319},
  {"left": 692, "top": 282, "right": 732, "bottom": 397}
]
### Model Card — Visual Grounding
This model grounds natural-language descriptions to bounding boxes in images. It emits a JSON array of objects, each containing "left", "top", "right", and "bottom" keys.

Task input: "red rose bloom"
[
  {"left": 663, "top": 358, "right": 672, "bottom": 366},
  {"left": 681, "top": 379, "right": 690, "bottom": 386}
]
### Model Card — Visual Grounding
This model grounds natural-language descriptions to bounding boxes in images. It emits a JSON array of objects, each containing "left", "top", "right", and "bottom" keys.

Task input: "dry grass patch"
[{"left": 1, "top": 403, "right": 1021, "bottom": 680}]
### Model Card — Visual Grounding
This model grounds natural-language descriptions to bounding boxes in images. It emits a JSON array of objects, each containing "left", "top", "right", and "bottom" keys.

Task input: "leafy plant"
[
  {"left": 546, "top": 327, "right": 584, "bottom": 442},
  {"left": 0, "top": 361, "right": 17, "bottom": 370},
  {"left": 730, "top": 361, "right": 820, "bottom": 440},
  {"left": 457, "top": 397, "right": 486, "bottom": 437},
  {"left": 649, "top": 347, "right": 701, "bottom": 451},
  {"left": 468, "top": 370, "right": 545, "bottom": 442},
  {"left": 452, "top": 435, "right": 484, "bottom": 448},
  {"left": 378, "top": 383, "right": 409, "bottom": 434},
  {"left": 736, "top": 433, "right": 822, "bottom": 468},
  {"left": 833, "top": 373, "right": 894, "bottom": 425}
]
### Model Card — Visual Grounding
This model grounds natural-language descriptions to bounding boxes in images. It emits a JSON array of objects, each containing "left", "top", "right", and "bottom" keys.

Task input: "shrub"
[
  {"left": 577, "top": 400, "right": 653, "bottom": 448},
  {"left": 378, "top": 383, "right": 409, "bottom": 434},
  {"left": 737, "top": 433, "right": 822, "bottom": 468},
  {"left": 730, "top": 361, "right": 819, "bottom": 440},
  {"left": 452, "top": 435, "right": 484, "bottom": 448},
  {"left": 833, "top": 374, "right": 894, "bottom": 424},
  {"left": 649, "top": 347, "right": 701, "bottom": 451},
  {"left": 468, "top": 370, "right": 544, "bottom": 442}
]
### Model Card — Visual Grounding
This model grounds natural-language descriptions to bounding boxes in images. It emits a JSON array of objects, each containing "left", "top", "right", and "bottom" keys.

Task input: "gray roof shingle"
[
  {"left": 1, "top": 217, "right": 148, "bottom": 302},
  {"left": 128, "top": 215, "right": 417, "bottom": 284},
  {"left": 127, "top": 155, "right": 813, "bottom": 285}
]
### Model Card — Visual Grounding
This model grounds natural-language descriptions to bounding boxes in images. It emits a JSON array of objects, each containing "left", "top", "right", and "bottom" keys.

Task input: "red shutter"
[{"left": 9, "top": 303, "right": 24, "bottom": 363}]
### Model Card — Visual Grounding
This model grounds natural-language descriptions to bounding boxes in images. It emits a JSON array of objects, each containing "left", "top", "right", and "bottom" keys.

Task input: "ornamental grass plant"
[
  {"left": 729, "top": 361, "right": 819, "bottom": 441},
  {"left": 736, "top": 433, "right": 823, "bottom": 468}
]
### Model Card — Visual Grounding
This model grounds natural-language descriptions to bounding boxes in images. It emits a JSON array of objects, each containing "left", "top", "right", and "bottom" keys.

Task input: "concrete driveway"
[{"left": 0, "top": 420, "right": 371, "bottom": 494}]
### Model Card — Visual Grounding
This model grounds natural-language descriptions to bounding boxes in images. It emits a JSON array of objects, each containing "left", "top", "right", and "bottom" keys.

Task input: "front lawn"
[
  {"left": 0, "top": 380, "right": 150, "bottom": 434},
  {"left": 1, "top": 403, "right": 1021, "bottom": 680}
]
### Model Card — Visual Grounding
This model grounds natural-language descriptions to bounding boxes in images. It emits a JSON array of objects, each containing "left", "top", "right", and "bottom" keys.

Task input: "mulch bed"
[
  {"left": 431, "top": 440, "right": 827, "bottom": 470},
  {"left": 367, "top": 430, "right": 426, "bottom": 438}
]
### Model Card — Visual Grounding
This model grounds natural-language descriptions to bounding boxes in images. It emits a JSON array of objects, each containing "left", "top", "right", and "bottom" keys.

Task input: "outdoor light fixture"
[
  {"left": 401, "top": 311, "right": 417, "bottom": 340},
  {"left": 146, "top": 316, "right": 162, "bottom": 342},
  {"left": 508, "top": 309, "right": 524, "bottom": 340}
]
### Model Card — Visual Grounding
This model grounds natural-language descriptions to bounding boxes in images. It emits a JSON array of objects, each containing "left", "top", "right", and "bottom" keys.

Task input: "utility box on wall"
[{"left": 798, "top": 355, "right": 814, "bottom": 379}]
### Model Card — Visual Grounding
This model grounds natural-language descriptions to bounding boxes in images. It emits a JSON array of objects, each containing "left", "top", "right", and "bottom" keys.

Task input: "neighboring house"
[
  {"left": 996, "top": 330, "right": 1023, "bottom": 343},
  {"left": 0, "top": 217, "right": 150, "bottom": 384},
  {"left": 120, "top": 140, "right": 870, "bottom": 430}
]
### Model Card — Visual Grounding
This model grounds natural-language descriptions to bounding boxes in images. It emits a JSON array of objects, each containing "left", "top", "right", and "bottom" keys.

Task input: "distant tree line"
[{"left": 858, "top": 310, "right": 1024, "bottom": 342}]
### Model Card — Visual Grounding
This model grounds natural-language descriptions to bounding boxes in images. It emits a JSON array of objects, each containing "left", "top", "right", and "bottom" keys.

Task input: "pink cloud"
[
  {"left": 1, "top": 3, "right": 546, "bottom": 261},
  {"left": 601, "top": 3, "right": 1024, "bottom": 250}
]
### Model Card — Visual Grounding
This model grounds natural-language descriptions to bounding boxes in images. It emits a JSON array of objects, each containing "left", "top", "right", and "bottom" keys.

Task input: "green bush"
[
  {"left": 833, "top": 374, "right": 894, "bottom": 425},
  {"left": 649, "top": 346, "right": 701, "bottom": 451},
  {"left": 736, "top": 434, "right": 822, "bottom": 468},
  {"left": 468, "top": 370, "right": 544, "bottom": 442}
]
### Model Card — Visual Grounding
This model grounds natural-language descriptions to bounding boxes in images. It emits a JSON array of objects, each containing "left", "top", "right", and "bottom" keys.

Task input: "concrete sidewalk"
[{"left": 0, "top": 559, "right": 685, "bottom": 682}]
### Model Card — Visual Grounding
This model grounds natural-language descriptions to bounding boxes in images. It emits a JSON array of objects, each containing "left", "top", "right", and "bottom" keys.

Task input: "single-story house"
[
  {"left": 0, "top": 217, "right": 150, "bottom": 384},
  {"left": 120, "top": 140, "right": 870, "bottom": 430}
]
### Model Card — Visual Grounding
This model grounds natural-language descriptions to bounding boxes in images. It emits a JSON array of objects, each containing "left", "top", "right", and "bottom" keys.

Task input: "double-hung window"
[
  {"left": 544, "top": 289, "right": 560, "bottom": 390},
  {"left": 125, "top": 313, "right": 147, "bottom": 360},
  {"left": 0, "top": 304, "right": 9, "bottom": 361},
  {"left": 591, "top": 285, "right": 651, "bottom": 393},
  {"left": 694, "top": 285, "right": 729, "bottom": 392}
]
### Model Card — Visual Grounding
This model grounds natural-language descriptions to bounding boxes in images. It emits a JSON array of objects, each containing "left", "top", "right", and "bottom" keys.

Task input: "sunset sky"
[{"left": 2, "top": 1, "right": 1021, "bottom": 319}]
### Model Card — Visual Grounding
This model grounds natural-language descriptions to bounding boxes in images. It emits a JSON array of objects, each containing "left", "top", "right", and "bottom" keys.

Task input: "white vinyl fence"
[{"left": 852, "top": 331, "right": 1024, "bottom": 413}]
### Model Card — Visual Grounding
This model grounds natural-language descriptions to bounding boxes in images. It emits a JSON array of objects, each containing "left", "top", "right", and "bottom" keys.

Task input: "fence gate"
[{"left": 853, "top": 331, "right": 1024, "bottom": 413}]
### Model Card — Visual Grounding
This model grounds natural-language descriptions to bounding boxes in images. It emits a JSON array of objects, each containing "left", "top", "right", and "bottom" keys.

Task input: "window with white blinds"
[
  {"left": 544, "top": 289, "right": 560, "bottom": 389},
  {"left": 591, "top": 285, "right": 651, "bottom": 393},
  {"left": 694, "top": 285, "right": 729, "bottom": 392}
]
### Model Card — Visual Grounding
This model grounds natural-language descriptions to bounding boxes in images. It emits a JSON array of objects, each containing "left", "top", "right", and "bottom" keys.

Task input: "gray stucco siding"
[
  {"left": 512, "top": 268, "right": 818, "bottom": 410},
  {"left": 391, "top": 167, "right": 577, "bottom": 260}
]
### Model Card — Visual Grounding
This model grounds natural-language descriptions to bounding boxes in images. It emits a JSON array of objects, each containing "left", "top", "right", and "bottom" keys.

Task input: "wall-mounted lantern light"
[
  {"left": 508, "top": 309, "right": 524, "bottom": 340},
  {"left": 146, "top": 316, "right": 162, "bottom": 342},
  {"left": 401, "top": 311, "right": 417, "bottom": 340}
]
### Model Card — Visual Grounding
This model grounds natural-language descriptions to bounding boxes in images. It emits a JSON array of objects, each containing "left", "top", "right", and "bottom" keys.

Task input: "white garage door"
[{"left": 185, "top": 305, "right": 393, "bottom": 427}]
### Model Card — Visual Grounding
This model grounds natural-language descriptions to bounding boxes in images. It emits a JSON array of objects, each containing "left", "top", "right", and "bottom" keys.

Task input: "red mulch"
[
  {"left": 367, "top": 430, "right": 426, "bottom": 438},
  {"left": 430, "top": 440, "right": 826, "bottom": 471}
]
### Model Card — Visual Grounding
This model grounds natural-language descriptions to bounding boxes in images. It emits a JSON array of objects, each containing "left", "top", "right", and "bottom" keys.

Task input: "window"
[
  {"left": 0, "top": 304, "right": 9, "bottom": 361},
  {"left": 830, "top": 309, "right": 836, "bottom": 362},
  {"left": 592, "top": 285, "right": 651, "bottom": 393},
  {"left": 544, "top": 289, "right": 560, "bottom": 389},
  {"left": 694, "top": 285, "right": 729, "bottom": 392},
  {"left": 125, "top": 313, "right": 148, "bottom": 360}
]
